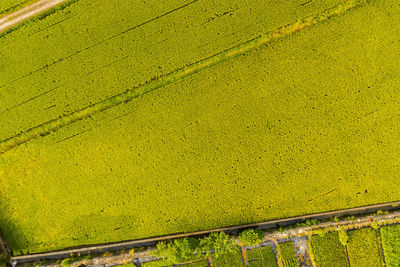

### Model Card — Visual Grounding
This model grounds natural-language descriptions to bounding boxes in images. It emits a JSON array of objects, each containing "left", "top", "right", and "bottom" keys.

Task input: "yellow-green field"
[
  {"left": 0, "top": 0, "right": 400, "bottom": 254},
  {"left": 0, "top": 0, "right": 33, "bottom": 15}
]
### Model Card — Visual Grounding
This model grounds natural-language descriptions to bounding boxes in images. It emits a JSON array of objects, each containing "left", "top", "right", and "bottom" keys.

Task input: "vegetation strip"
[{"left": 0, "top": 0, "right": 367, "bottom": 155}]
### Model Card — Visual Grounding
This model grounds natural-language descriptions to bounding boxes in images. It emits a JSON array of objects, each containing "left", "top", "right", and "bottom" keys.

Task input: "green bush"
[
  {"left": 0, "top": 253, "right": 10, "bottom": 267},
  {"left": 152, "top": 237, "right": 200, "bottom": 263},
  {"left": 199, "top": 232, "right": 236, "bottom": 258},
  {"left": 60, "top": 254, "right": 94, "bottom": 267},
  {"left": 238, "top": 229, "right": 263, "bottom": 246}
]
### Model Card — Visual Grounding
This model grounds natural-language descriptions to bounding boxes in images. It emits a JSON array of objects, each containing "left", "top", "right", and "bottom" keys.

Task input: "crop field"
[
  {"left": 210, "top": 248, "right": 243, "bottom": 267},
  {"left": 381, "top": 225, "right": 400, "bottom": 267},
  {"left": 246, "top": 246, "right": 277, "bottom": 267},
  {"left": 278, "top": 242, "right": 298, "bottom": 267},
  {"left": 0, "top": 0, "right": 400, "bottom": 256},
  {"left": 0, "top": 0, "right": 28, "bottom": 13},
  {"left": 347, "top": 228, "right": 383, "bottom": 266},
  {"left": 310, "top": 232, "right": 348, "bottom": 266},
  {"left": 141, "top": 259, "right": 172, "bottom": 267}
]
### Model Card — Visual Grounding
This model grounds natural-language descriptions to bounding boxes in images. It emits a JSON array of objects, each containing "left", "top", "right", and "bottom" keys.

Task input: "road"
[
  {"left": 10, "top": 200, "right": 400, "bottom": 265},
  {"left": 0, "top": 0, "right": 70, "bottom": 33}
]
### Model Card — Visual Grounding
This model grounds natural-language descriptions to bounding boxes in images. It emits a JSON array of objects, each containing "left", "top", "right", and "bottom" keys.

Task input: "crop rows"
[
  {"left": 381, "top": 225, "right": 400, "bottom": 267},
  {"left": 0, "top": 0, "right": 345, "bottom": 143},
  {"left": 1, "top": 0, "right": 400, "bottom": 256},
  {"left": 310, "top": 226, "right": 400, "bottom": 267}
]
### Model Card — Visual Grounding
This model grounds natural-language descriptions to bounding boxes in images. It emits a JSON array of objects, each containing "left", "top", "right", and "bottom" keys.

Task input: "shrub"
[
  {"left": 371, "top": 221, "right": 379, "bottom": 230},
  {"left": 152, "top": 237, "right": 200, "bottom": 263},
  {"left": 0, "top": 254, "right": 10, "bottom": 267},
  {"left": 238, "top": 229, "right": 263, "bottom": 246},
  {"left": 199, "top": 232, "right": 236, "bottom": 258},
  {"left": 60, "top": 254, "right": 94, "bottom": 267},
  {"left": 103, "top": 251, "right": 113, "bottom": 257}
]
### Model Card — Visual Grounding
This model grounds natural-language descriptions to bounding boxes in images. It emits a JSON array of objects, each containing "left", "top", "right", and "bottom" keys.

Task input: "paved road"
[
  {"left": 10, "top": 200, "right": 400, "bottom": 265},
  {"left": 0, "top": 0, "right": 70, "bottom": 33}
]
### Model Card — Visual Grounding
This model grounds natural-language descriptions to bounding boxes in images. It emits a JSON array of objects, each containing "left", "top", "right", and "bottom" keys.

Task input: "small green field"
[
  {"left": 278, "top": 242, "right": 298, "bottom": 267},
  {"left": 246, "top": 246, "right": 277, "bottom": 267},
  {"left": 0, "top": 0, "right": 400, "bottom": 255},
  {"left": 380, "top": 225, "right": 400, "bottom": 267},
  {"left": 347, "top": 228, "right": 383, "bottom": 267},
  {"left": 210, "top": 248, "right": 243, "bottom": 267},
  {"left": 311, "top": 232, "right": 348, "bottom": 266}
]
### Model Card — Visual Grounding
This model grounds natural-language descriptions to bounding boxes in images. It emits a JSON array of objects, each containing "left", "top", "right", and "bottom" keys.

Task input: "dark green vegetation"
[
  {"left": 60, "top": 254, "right": 95, "bottom": 267},
  {"left": 380, "top": 224, "right": 400, "bottom": 267},
  {"left": 278, "top": 242, "right": 298, "bottom": 267},
  {"left": 246, "top": 246, "right": 277, "bottom": 267},
  {"left": 151, "top": 233, "right": 237, "bottom": 265},
  {"left": 152, "top": 237, "right": 201, "bottom": 264},
  {"left": 311, "top": 232, "right": 348, "bottom": 266},
  {"left": 0, "top": 0, "right": 400, "bottom": 255},
  {"left": 347, "top": 228, "right": 383, "bottom": 266},
  {"left": 238, "top": 229, "right": 263, "bottom": 246}
]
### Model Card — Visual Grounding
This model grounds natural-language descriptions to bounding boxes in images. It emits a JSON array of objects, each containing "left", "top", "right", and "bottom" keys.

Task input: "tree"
[
  {"left": 238, "top": 229, "right": 263, "bottom": 246},
  {"left": 152, "top": 238, "right": 199, "bottom": 263},
  {"left": 199, "top": 232, "right": 236, "bottom": 258}
]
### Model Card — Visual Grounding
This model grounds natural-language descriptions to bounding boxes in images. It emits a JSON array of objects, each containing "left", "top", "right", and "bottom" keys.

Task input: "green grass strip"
[
  {"left": 0, "top": 0, "right": 367, "bottom": 155},
  {"left": 381, "top": 225, "right": 400, "bottom": 267}
]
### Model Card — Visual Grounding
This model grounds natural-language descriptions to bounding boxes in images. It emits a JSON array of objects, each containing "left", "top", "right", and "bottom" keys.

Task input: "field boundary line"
[
  {"left": 0, "top": 0, "right": 368, "bottom": 155},
  {"left": 9, "top": 199, "right": 400, "bottom": 264}
]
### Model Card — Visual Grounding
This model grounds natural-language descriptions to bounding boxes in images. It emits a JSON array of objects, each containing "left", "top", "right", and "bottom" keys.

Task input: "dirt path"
[{"left": 0, "top": 0, "right": 70, "bottom": 33}]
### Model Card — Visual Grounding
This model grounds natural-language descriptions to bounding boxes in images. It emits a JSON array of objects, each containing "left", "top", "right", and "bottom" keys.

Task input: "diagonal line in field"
[
  {"left": 0, "top": 0, "right": 199, "bottom": 89},
  {"left": 0, "top": 0, "right": 368, "bottom": 155}
]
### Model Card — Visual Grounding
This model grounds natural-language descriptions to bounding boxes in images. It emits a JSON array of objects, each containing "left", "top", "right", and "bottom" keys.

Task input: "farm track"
[
  {"left": 0, "top": 0, "right": 367, "bottom": 155},
  {"left": 9, "top": 199, "right": 400, "bottom": 264},
  {"left": 0, "top": 0, "right": 70, "bottom": 33}
]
